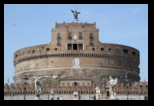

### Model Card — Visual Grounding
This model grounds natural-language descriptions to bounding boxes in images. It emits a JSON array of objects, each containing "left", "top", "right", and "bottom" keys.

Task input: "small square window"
[
  {"left": 89, "top": 33, "right": 93, "bottom": 39},
  {"left": 101, "top": 48, "right": 104, "bottom": 51},
  {"left": 123, "top": 49, "right": 128, "bottom": 54},
  {"left": 46, "top": 48, "right": 50, "bottom": 51},
  {"left": 57, "top": 33, "right": 61, "bottom": 39},
  {"left": 79, "top": 33, "right": 82, "bottom": 39},
  {"left": 57, "top": 40, "right": 61, "bottom": 46},
  {"left": 90, "top": 40, "right": 94, "bottom": 46},
  {"left": 68, "top": 33, "right": 72, "bottom": 39}
]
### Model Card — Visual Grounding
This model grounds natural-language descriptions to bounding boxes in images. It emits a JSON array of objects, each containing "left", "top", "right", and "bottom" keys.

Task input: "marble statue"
[
  {"left": 32, "top": 76, "right": 51, "bottom": 100},
  {"left": 89, "top": 95, "right": 95, "bottom": 100},
  {"left": 95, "top": 86, "right": 101, "bottom": 100},
  {"left": 106, "top": 76, "right": 117, "bottom": 99},
  {"left": 49, "top": 89, "right": 54, "bottom": 100},
  {"left": 73, "top": 92, "right": 79, "bottom": 100}
]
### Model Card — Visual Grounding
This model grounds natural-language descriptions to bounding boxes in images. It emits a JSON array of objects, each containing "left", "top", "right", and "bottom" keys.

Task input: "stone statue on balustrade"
[
  {"left": 95, "top": 86, "right": 101, "bottom": 100},
  {"left": 49, "top": 89, "right": 54, "bottom": 100},
  {"left": 106, "top": 76, "right": 117, "bottom": 99},
  {"left": 32, "top": 76, "right": 51, "bottom": 100}
]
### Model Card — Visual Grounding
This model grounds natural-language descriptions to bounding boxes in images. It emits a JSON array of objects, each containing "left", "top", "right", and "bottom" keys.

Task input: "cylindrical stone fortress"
[{"left": 13, "top": 22, "right": 140, "bottom": 84}]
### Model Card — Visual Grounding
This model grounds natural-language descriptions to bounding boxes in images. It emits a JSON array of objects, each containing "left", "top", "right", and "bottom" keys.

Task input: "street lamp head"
[
  {"left": 125, "top": 78, "right": 128, "bottom": 83},
  {"left": 124, "top": 73, "right": 129, "bottom": 83}
]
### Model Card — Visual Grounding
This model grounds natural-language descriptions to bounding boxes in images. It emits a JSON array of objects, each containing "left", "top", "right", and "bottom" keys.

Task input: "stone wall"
[
  {"left": 13, "top": 22, "right": 140, "bottom": 84},
  {"left": 4, "top": 82, "right": 148, "bottom": 100}
]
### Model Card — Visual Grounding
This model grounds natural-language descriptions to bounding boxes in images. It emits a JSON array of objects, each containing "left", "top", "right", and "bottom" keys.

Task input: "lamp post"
[
  {"left": 145, "top": 85, "right": 148, "bottom": 100},
  {"left": 48, "top": 91, "right": 50, "bottom": 100},
  {"left": 124, "top": 73, "right": 129, "bottom": 100},
  {"left": 137, "top": 86, "right": 141, "bottom": 100},
  {"left": 22, "top": 75, "right": 29, "bottom": 100},
  {"left": 11, "top": 87, "right": 14, "bottom": 99}
]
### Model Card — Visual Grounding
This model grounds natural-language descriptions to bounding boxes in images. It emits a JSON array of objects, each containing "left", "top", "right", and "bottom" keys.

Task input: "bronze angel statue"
[{"left": 71, "top": 10, "right": 80, "bottom": 22}]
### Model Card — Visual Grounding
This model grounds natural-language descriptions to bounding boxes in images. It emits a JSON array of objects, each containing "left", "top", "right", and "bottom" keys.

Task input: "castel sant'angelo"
[{"left": 4, "top": 9, "right": 148, "bottom": 100}]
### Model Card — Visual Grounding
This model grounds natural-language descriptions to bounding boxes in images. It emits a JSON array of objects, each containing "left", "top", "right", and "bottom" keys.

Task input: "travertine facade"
[{"left": 13, "top": 22, "right": 140, "bottom": 85}]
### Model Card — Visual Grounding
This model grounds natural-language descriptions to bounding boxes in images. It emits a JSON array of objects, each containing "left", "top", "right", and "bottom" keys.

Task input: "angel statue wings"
[
  {"left": 32, "top": 76, "right": 51, "bottom": 97},
  {"left": 71, "top": 10, "right": 80, "bottom": 22},
  {"left": 106, "top": 76, "right": 117, "bottom": 97}
]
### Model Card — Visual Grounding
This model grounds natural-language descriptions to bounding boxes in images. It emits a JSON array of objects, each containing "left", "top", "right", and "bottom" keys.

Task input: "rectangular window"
[
  {"left": 89, "top": 33, "right": 93, "bottom": 39},
  {"left": 68, "top": 32, "right": 72, "bottom": 39},
  {"left": 79, "top": 33, "right": 82, "bottom": 39},
  {"left": 68, "top": 44, "right": 72, "bottom": 50},
  {"left": 57, "top": 40, "right": 61, "bottom": 46},
  {"left": 57, "top": 33, "right": 61, "bottom": 39},
  {"left": 67, "top": 43, "right": 83, "bottom": 50},
  {"left": 79, "top": 44, "right": 83, "bottom": 50},
  {"left": 90, "top": 40, "right": 93, "bottom": 46},
  {"left": 73, "top": 44, "right": 77, "bottom": 50}
]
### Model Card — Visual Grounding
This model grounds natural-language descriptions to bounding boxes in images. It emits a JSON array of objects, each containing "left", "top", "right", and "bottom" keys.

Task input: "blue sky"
[{"left": 4, "top": 4, "right": 148, "bottom": 84}]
